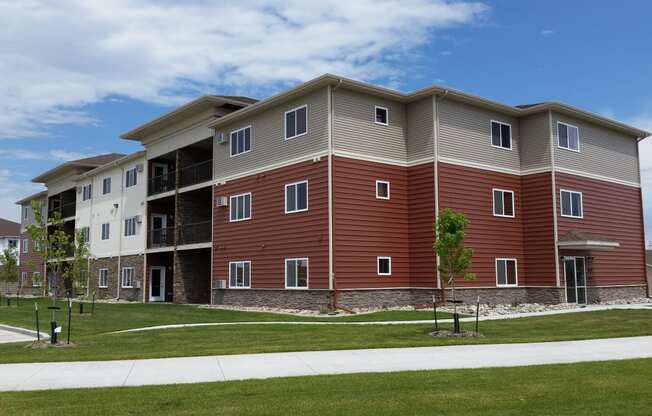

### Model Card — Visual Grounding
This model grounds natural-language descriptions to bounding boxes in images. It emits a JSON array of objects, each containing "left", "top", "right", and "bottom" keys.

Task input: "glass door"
[
  {"left": 564, "top": 257, "right": 587, "bottom": 304},
  {"left": 149, "top": 267, "right": 166, "bottom": 302}
]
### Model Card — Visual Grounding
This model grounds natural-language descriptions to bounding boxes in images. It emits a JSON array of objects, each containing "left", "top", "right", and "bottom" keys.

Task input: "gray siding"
[
  {"left": 438, "top": 100, "right": 521, "bottom": 172},
  {"left": 406, "top": 97, "right": 434, "bottom": 163},
  {"left": 333, "top": 88, "right": 407, "bottom": 162},
  {"left": 520, "top": 112, "right": 552, "bottom": 171},
  {"left": 551, "top": 112, "right": 639, "bottom": 184},
  {"left": 214, "top": 88, "right": 329, "bottom": 180}
]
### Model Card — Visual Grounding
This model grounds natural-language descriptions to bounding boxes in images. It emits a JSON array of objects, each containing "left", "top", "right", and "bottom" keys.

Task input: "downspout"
[
  {"left": 433, "top": 90, "right": 448, "bottom": 298},
  {"left": 116, "top": 166, "right": 125, "bottom": 300},
  {"left": 327, "top": 81, "right": 336, "bottom": 310},
  {"left": 548, "top": 110, "right": 562, "bottom": 299},
  {"left": 87, "top": 178, "right": 94, "bottom": 298},
  {"left": 635, "top": 135, "right": 649, "bottom": 297}
]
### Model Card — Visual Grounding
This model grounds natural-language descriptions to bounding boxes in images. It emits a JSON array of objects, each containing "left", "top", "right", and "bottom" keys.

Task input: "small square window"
[
  {"left": 285, "top": 181, "right": 308, "bottom": 213},
  {"left": 230, "top": 193, "right": 252, "bottom": 222},
  {"left": 377, "top": 256, "right": 391, "bottom": 276},
  {"left": 285, "top": 105, "right": 307, "bottom": 140},
  {"left": 229, "top": 261, "right": 251, "bottom": 288},
  {"left": 285, "top": 258, "right": 309, "bottom": 288},
  {"left": 558, "top": 122, "right": 580, "bottom": 152},
  {"left": 493, "top": 189, "right": 515, "bottom": 217},
  {"left": 375, "top": 106, "right": 388, "bottom": 125},
  {"left": 376, "top": 180, "right": 390, "bottom": 200},
  {"left": 491, "top": 121, "right": 512, "bottom": 150},
  {"left": 496, "top": 259, "right": 517, "bottom": 286},
  {"left": 560, "top": 190, "right": 583, "bottom": 218}
]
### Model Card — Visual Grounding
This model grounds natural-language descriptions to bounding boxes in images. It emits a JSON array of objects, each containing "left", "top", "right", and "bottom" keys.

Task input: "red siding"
[
  {"left": 408, "top": 163, "right": 437, "bottom": 287},
  {"left": 213, "top": 158, "right": 329, "bottom": 289},
  {"left": 18, "top": 232, "right": 45, "bottom": 288},
  {"left": 555, "top": 172, "right": 645, "bottom": 286}
]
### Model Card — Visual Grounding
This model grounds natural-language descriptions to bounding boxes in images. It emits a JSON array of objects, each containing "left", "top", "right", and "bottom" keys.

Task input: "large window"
[
  {"left": 230, "top": 126, "right": 252, "bottom": 156},
  {"left": 121, "top": 267, "right": 134, "bottom": 288},
  {"left": 285, "top": 258, "right": 309, "bottom": 288},
  {"left": 285, "top": 105, "right": 307, "bottom": 140},
  {"left": 229, "top": 261, "right": 251, "bottom": 288},
  {"left": 230, "top": 193, "right": 252, "bottom": 222},
  {"left": 98, "top": 269, "right": 108, "bottom": 288},
  {"left": 491, "top": 120, "right": 512, "bottom": 150},
  {"left": 126, "top": 167, "right": 138, "bottom": 188},
  {"left": 101, "top": 223, "right": 110, "bottom": 240},
  {"left": 124, "top": 217, "right": 137, "bottom": 237},
  {"left": 376, "top": 180, "right": 390, "bottom": 200},
  {"left": 375, "top": 106, "right": 388, "bottom": 125},
  {"left": 102, "top": 177, "right": 112, "bottom": 195},
  {"left": 285, "top": 181, "right": 308, "bottom": 214},
  {"left": 496, "top": 258, "right": 517, "bottom": 287},
  {"left": 560, "top": 189, "right": 583, "bottom": 218},
  {"left": 558, "top": 122, "right": 580, "bottom": 152},
  {"left": 82, "top": 184, "right": 92, "bottom": 201},
  {"left": 493, "top": 188, "right": 515, "bottom": 217},
  {"left": 377, "top": 256, "right": 392, "bottom": 276}
]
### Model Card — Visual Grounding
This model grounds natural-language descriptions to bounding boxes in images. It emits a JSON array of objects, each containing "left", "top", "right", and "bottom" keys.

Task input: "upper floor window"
[
  {"left": 23, "top": 207, "right": 29, "bottom": 220},
  {"left": 101, "top": 223, "right": 110, "bottom": 240},
  {"left": 102, "top": 177, "right": 112, "bottom": 195},
  {"left": 285, "top": 258, "right": 309, "bottom": 289},
  {"left": 491, "top": 120, "right": 512, "bottom": 150},
  {"left": 375, "top": 106, "right": 388, "bottom": 125},
  {"left": 229, "top": 261, "right": 251, "bottom": 288},
  {"left": 493, "top": 188, "right": 515, "bottom": 217},
  {"left": 22, "top": 239, "right": 28, "bottom": 253},
  {"left": 82, "top": 184, "right": 92, "bottom": 201},
  {"left": 496, "top": 258, "right": 518, "bottom": 287},
  {"left": 126, "top": 167, "right": 138, "bottom": 188},
  {"left": 121, "top": 267, "right": 134, "bottom": 288},
  {"left": 285, "top": 105, "right": 307, "bottom": 140},
  {"left": 285, "top": 181, "right": 308, "bottom": 214},
  {"left": 557, "top": 122, "right": 580, "bottom": 152},
  {"left": 230, "top": 192, "right": 252, "bottom": 222},
  {"left": 560, "top": 189, "right": 583, "bottom": 218},
  {"left": 377, "top": 256, "right": 392, "bottom": 276},
  {"left": 376, "top": 180, "right": 390, "bottom": 200},
  {"left": 124, "top": 217, "right": 137, "bottom": 237},
  {"left": 230, "top": 126, "right": 252, "bottom": 156},
  {"left": 79, "top": 226, "right": 90, "bottom": 243}
]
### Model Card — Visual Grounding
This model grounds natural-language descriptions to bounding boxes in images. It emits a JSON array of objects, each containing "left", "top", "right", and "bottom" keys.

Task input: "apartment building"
[
  {"left": 19, "top": 74, "right": 650, "bottom": 309},
  {"left": 14, "top": 192, "right": 47, "bottom": 295},
  {"left": 0, "top": 218, "right": 20, "bottom": 294}
]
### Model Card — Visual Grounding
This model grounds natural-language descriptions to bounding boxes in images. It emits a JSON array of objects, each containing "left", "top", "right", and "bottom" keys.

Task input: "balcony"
[
  {"left": 148, "top": 171, "right": 176, "bottom": 196},
  {"left": 48, "top": 201, "right": 76, "bottom": 220},
  {"left": 178, "top": 221, "right": 211, "bottom": 246},
  {"left": 179, "top": 159, "right": 212, "bottom": 189},
  {"left": 147, "top": 226, "right": 175, "bottom": 249}
]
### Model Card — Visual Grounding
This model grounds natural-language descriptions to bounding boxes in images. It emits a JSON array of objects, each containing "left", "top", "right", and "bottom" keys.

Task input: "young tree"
[
  {"left": 64, "top": 230, "right": 90, "bottom": 298},
  {"left": 433, "top": 208, "right": 476, "bottom": 331},
  {"left": 0, "top": 248, "right": 19, "bottom": 305}
]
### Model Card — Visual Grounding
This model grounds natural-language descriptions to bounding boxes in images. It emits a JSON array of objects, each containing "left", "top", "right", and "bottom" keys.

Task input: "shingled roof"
[
  {"left": 0, "top": 218, "right": 20, "bottom": 238},
  {"left": 32, "top": 153, "right": 126, "bottom": 183}
]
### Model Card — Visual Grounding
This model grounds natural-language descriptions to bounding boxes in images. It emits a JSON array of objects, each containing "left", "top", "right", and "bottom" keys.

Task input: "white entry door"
[
  {"left": 150, "top": 267, "right": 166, "bottom": 302},
  {"left": 564, "top": 257, "right": 587, "bottom": 304}
]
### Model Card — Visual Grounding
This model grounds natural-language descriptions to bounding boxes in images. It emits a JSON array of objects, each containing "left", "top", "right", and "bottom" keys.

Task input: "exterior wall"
[
  {"left": 145, "top": 108, "right": 221, "bottom": 159},
  {"left": 555, "top": 172, "right": 646, "bottom": 287},
  {"left": 17, "top": 199, "right": 47, "bottom": 295},
  {"left": 213, "top": 88, "right": 329, "bottom": 181},
  {"left": 146, "top": 251, "right": 174, "bottom": 302},
  {"left": 519, "top": 112, "right": 552, "bottom": 171},
  {"left": 406, "top": 97, "right": 434, "bottom": 163},
  {"left": 213, "top": 289, "right": 330, "bottom": 310},
  {"left": 119, "top": 254, "right": 145, "bottom": 301},
  {"left": 88, "top": 254, "right": 144, "bottom": 301},
  {"left": 407, "top": 162, "right": 437, "bottom": 287},
  {"left": 212, "top": 158, "right": 329, "bottom": 290},
  {"left": 174, "top": 248, "right": 211, "bottom": 303},
  {"left": 552, "top": 112, "right": 639, "bottom": 184}
]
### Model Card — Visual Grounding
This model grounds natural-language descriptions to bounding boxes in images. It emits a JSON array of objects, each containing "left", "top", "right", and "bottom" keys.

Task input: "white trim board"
[{"left": 214, "top": 151, "right": 329, "bottom": 185}]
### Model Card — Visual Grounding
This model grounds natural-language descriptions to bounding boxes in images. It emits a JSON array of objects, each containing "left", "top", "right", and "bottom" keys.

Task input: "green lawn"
[{"left": 1, "top": 359, "right": 651, "bottom": 415}]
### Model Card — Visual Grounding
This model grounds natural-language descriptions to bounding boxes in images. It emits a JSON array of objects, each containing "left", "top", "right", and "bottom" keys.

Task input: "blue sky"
[{"left": 1, "top": 0, "right": 651, "bottom": 238}]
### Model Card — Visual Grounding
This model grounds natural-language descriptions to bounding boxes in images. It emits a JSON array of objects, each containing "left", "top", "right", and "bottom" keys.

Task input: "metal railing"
[
  {"left": 148, "top": 171, "right": 176, "bottom": 196},
  {"left": 147, "top": 226, "right": 176, "bottom": 248},
  {"left": 48, "top": 201, "right": 76, "bottom": 219},
  {"left": 178, "top": 221, "right": 211, "bottom": 245},
  {"left": 179, "top": 159, "right": 212, "bottom": 189}
]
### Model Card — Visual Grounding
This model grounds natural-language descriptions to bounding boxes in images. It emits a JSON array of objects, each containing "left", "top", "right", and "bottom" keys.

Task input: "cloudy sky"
[{"left": 1, "top": 0, "right": 651, "bottom": 238}]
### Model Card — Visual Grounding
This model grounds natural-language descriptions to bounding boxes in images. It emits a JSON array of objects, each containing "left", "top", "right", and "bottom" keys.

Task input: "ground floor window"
[
  {"left": 32, "top": 272, "right": 41, "bottom": 287},
  {"left": 229, "top": 261, "right": 251, "bottom": 288},
  {"left": 121, "top": 267, "right": 134, "bottom": 288},
  {"left": 98, "top": 269, "right": 109, "bottom": 288},
  {"left": 377, "top": 256, "right": 392, "bottom": 276},
  {"left": 285, "top": 258, "right": 309, "bottom": 288},
  {"left": 21, "top": 272, "right": 27, "bottom": 285},
  {"left": 496, "top": 258, "right": 517, "bottom": 286}
]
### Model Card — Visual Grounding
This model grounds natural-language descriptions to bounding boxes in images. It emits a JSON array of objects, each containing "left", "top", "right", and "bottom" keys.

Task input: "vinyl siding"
[
  {"left": 552, "top": 112, "right": 640, "bottom": 184},
  {"left": 520, "top": 112, "right": 552, "bottom": 171},
  {"left": 214, "top": 88, "right": 329, "bottom": 181},
  {"left": 406, "top": 97, "right": 434, "bottom": 163},
  {"left": 407, "top": 162, "right": 437, "bottom": 287},
  {"left": 438, "top": 100, "right": 521, "bottom": 171}
]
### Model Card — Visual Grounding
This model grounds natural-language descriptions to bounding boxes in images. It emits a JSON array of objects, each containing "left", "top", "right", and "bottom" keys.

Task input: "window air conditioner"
[
  {"left": 215, "top": 132, "right": 227, "bottom": 144},
  {"left": 216, "top": 279, "right": 227, "bottom": 289},
  {"left": 136, "top": 164, "right": 144, "bottom": 173},
  {"left": 215, "top": 196, "right": 228, "bottom": 207}
]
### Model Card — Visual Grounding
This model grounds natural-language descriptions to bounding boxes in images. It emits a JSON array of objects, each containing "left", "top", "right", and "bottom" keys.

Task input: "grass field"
[{"left": 1, "top": 359, "right": 651, "bottom": 415}]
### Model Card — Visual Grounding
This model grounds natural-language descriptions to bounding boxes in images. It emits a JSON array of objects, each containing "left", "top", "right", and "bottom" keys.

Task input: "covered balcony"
[{"left": 47, "top": 188, "right": 76, "bottom": 219}]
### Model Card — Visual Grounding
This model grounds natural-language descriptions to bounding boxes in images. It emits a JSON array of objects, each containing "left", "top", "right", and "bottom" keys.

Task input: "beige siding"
[
  {"left": 519, "top": 112, "right": 552, "bottom": 171},
  {"left": 333, "top": 88, "right": 407, "bottom": 162},
  {"left": 147, "top": 109, "right": 216, "bottom": 159},
  {"left": 214, "top": 88, "right": 329, "bottom": 180},
  {"left": 438, "top": 100, "right": 521, "bottom": 171},
  {"left": 552, "top": 112, "right": 639, "bottom": 184},
  {"left": 406, "top": 97, "right": 434, "bottom": 163}
]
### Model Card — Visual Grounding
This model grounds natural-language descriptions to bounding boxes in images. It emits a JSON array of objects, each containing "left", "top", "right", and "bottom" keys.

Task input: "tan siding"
[
  {"left": 333, "top": 88, "right": 407, "bottom": 162},
  {"left": 406, "top": 97, "right": 434, "bottom": 163},
  {"left": 439, "top": 100, "right": 521, "bottom": 171},
  {"left": 519, "top": 112, "right": 551, "bottom": 171},
  {"left": 214, "top": 88, "right": 329, "bottom": 180},
  {"left": 552, "top": 112, "right": 639, "bottom": 184}
]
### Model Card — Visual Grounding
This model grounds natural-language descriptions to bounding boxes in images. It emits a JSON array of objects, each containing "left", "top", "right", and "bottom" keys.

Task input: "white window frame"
[
  {"left": 490, "top": 120, "right": 512, "bottom": 150},
  {"left": 560, "top": 189, "right": 583, "bottom": 219},
  {"left": 228, "top": 261, "right": 251, "bottom": 289},
  {"left": 284, "top": 105, "right": 308, "bottom": 140},
  {"left": 285, "top": 180, "right": 309, "bottom": 214},
  {"left": 21, "top": 271, "right": 28, "bottom": 284},
  {"left": 98, "top": 268, "right": 109, "bottom": 288},
  {"left": 22, "top": 239, "right": 28, "bottom": 253},
  {"left": 230, "top": 125, "right": 252, "bottom": 157},
  {"left": 102, "top": 177, "right": 112, "bottom": 195},
  {"left": 377, "top": 256, "right": 392, "bottom": 276},
  {"left": 125, "top": 167, "right": 138, "bottom": 188},
  {"left": 376, "top": 180, "right": 390, "bottom": 200},
  {"left": 121, "top": 267, "right": 134, "bottom": 288},
  {"left": 80, "top": 226, "right": 90, "bottom": 243},
  {"left": 492, "top": 188, "right": 515, "bottom": 218},
  {"left": 495, "top": 258, "right": 518, "bottom": 287},
  {"left": 374, "top": 105, "right": 389, "bottom": 126},
  {"left": 285, "top": 258, "right": 309, "bottom": 289},
  {"left": 32, "top": 272, "right": 41, "bottom": 287},
  {"left": 124, "top": 217, "right": 137, "bottom": 237},
  {"left": 229, "top": 192, "right": 252, "bottom": 222},
  {"left": 82, "top": 184, "right": 92, "bottom": 201},
  {"left": 101, "top": 223, "right": 110, "bottom": 240},
  {"left": 557, "top": 121, "right": 580, "bottom": 152},
  {"left": 23, "top": 206, "right": 29, "bottom": 220}
]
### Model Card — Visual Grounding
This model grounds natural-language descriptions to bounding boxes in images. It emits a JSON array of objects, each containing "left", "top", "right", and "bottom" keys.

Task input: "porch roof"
[{"left": 557, "top": 230, "right": 620, "bottom": 251}]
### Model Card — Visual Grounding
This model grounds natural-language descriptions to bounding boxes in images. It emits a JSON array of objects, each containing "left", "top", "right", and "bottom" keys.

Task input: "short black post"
[
  {"left": 433, "top": 295, "right": 438, "bottom": 331},
  {"left": 67, "top": 299, "right": 72, "bottom": 344},
  {"left": 92, "top": 292, "right": 96, "bottom": 315},
  {"left": 475, "top": 296, "right": 480, "bottom": 333},
  {"left": 6, "top": 297, "right": 10, "bottom": 307},
  {"left": 50, "top": 320, "right": 57, "bottom": 344},
  {"left": 79, "top": 302, "right": 84, "bottom": 315},
  {"left": 453, "top": 313, "right": 460, "bottom": 333},
  {"left": 35, "top": 302, "right": 40, "bottom": 342}
]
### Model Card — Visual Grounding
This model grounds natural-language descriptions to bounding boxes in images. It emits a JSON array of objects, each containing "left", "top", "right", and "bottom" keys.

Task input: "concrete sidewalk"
[
  {"left": 1, "top": 336, "right": 651, "bottom": 392},
  {"left": 0, "top": 324, "right": 48, "bottom": 344}
]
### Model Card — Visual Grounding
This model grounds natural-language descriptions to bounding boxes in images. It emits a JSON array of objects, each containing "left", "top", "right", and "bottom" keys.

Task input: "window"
[
  {"left": 22, "top": 239, "right": 28, "bottom": 253},
  {"left": 98, "top": 269, "right": 108, "bottom": 288},
  {"left": 377, "top": 256, "right": 392, "bottom": 276},
  {"left": 375, "top": 106, "right": 388, "bottom": 125},
  {"left": 124, "top": 217, "right": 137, "bottom": 237},
  {"left": 285, "top": 181, "right": 308, "bottom": 213},
  {"left": 33, "top": 240, "right": 40, "bottom": 252},
  {"left": 101, "top": 223, "right": 110, "bottom": 240},
  {"left": 493, "top": 189, "right": 515, "bottom": 217},
  {"left": 126, "top": 167, "right": 138, "bottom": 188},
  {"left": 229, "top": 261, "right": 251, "bottom": 288},
  {"left": 560, "top": 190, "right": 583, "bottom": 218},
  {"left": 376, "top": 180, "right": 390, "bottom": 200},
  {"left": 496, "top": 258, "right": 518, "bottom": 286},
  {"left": 230, "top": 126, "right": 252, "bottom": 156},
  {"left": 491, "top": 120, "right": 512, "bottom": 150},
  {"left": 32, "top": 272, "right": 41, "bottom": 287},
  {"left": 285, "top": 105, "right": 307, "bottom": 140},
  {"left": 102, "top": 177, "right": 112, "bottom": 195},
  {"left": 8, "top": 239, "right": 17, "bottom": 249},
  {"left": 79, "top": 226, "right": 90, "bottom": 243},
  {"left": 558, "top": 122, "right": 580, "bottom": 152},
  {"left": 230, "top": 192, "right": 252, "bottom": 222},
  {"left": 21, "top": 272, "right": 27, "bottom": 285},
  {"left": 121, "top": 267, "right": 134, "bottom": 288},
  {"left": 23, "top": 206, "right": 29, "bottom": 220},
  {"left": 285, "top": 258, "right": 309, "bottom": 288},
  {"left": 82, "top": 184, "right": 92, "bottom": 201}
]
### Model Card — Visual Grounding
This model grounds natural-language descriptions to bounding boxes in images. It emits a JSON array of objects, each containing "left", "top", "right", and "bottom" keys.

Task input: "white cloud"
[
  {"left": 0, "top": 0, "right": 489, "bottom": 139},
  {"left": 540, "top": 29, "right": 554, "bottom": 36},
  {"left": 0, "top": 169, "right": 43, "bottom": 222},
  {"left": 0, "top": 148, "right": 91, "bottom": 161}
]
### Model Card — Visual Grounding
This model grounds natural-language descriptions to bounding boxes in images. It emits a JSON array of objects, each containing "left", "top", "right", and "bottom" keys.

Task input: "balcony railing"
[
  {"left": 48, "top": 201, "right": 76, "bottom": 219},
  {"left": 179, "top": 159, "right": 212, "bottom": 189},
  {"left": 178, "top": 221, "right": 211, "bottom": 245},
  {"left": 147, "top": 226, "right": 176, "bottom": 249},
  {"left": 148, "top": 171, "right": 176, "bottom": 196}
]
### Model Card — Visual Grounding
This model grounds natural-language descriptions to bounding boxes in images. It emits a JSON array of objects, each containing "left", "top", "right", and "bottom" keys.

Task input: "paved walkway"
[
  {"left": 0, "top": 325, "right": 47, "bottom": 344},
  {"left": 1, "top": 336, "right": 651, "bottom": 392}
]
